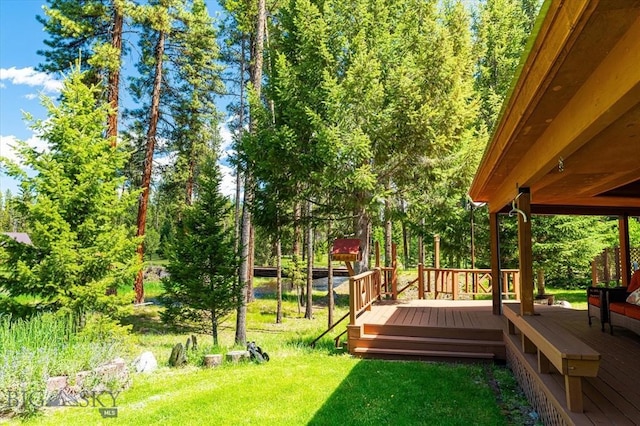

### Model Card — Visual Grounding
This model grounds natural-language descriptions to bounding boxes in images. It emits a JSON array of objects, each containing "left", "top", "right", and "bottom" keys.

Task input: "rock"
[
  {"left": 556, "top": 300, "right": 572, "bottom": 308},
  {"left": 226, "top": 350, "right": 250, "bottom": 363},
  {"left": 46, "top": 376, "right": 68, "bottom": 393},
  {"left": 203, "top": 354, "right": 223, "bottom": 368},
  {"left": 191, "top": 334, "right": 198, "bottom": 351},
  {"left": 168, "top": 343, "right": 187, "bottom": 367},
  {"left": 133, "top": 351, "right": 158, "bottom": 373}
]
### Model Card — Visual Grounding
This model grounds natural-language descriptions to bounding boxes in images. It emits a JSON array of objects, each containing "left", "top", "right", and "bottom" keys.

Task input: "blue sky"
[{"left": 0, "top": 0, "right": 236, "bottom": 197}]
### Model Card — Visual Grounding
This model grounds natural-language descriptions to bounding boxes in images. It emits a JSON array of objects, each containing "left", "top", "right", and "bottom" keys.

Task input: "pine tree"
[
  {"left": 161, "top": 154, "right": 240, "bottom": 346},
  {"left": 0, "top": 66, "right": 139, "bottom": 318},
  {"left": 37, "top": 0, "right": 129, "bottom": 143}
]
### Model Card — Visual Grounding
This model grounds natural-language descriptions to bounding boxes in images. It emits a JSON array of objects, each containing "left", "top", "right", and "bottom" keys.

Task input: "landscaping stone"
[
  {"left": 46, "top": 376, "right": 68, "bottom": 393},
  {"left": 133, "top": 351, "right": 158, "bottom": 373},
  {"left": 44, "top": 358, "right": 131, "bottom": 407},
  {"left": 226, "top": 350, "right": 250, "bottom": 363},
  {"left": 203, "top": 354, "right": 223, "bottom": 368},
  {"left": 168, "top": 343, "right": 187, "bottom": 367},
  {"left": 186, "top": 335, "right": 199, "bottom": 352}
]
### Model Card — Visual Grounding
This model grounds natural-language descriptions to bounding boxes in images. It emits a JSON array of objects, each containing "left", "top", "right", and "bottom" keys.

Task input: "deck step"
[
  {"left": 353, "top": 346, "right": 495, "bottom": 361},
  {"left": 359, "top": 333, "right": 503, "bottom": 347},
  {"left": 363, "top": 323, "right": 503, "bottom": 341},
  {"left": 352, "top": 333, "right": 506, "bottom": 360}
]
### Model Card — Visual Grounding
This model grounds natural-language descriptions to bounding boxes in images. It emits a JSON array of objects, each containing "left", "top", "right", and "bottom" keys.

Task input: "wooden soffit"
[{"left": 469, "top": 0, "right": 640, "bottom": 216}]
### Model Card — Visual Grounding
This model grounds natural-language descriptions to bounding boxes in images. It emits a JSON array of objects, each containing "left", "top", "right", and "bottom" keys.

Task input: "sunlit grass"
[
  {"left": 23, "top": 353, "right": 508, "bottom": 426},
  {"left": 544, "top": 287, "right": 587, "bottom": 310},
  {"left": 7, "top": 276, "right": 523, "bottom": 425}
]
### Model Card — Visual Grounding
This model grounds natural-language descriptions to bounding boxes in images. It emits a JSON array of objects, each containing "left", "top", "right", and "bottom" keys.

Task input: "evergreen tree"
[
  {"left": 0, "top": 66, "right": 139, "bottom": 318},
  {"left": 126, "top": 0, "right": 224, "bottom": 304},
  {"left": 474, "top": 0, "right": 542, "bottom": 131},
  {"left": 37, "top": 0, "right": 129, "bottom": 142},
  {"left": 161, "top": 154, "right": 240, "bottom": 346}
]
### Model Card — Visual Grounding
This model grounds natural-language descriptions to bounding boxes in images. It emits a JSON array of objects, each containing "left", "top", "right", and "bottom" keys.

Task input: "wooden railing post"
[
  {"left": 452, "top": 271, "right": 459, "bottom": 300},
  {"left": 349, "top": 277, "right": 356, "bottom": 325},
  {"left": 392, "top": 273, "right": 398, "bottom": 300},
  {"left": 418, "top": 263, "right": 424, "bottom": 299}
]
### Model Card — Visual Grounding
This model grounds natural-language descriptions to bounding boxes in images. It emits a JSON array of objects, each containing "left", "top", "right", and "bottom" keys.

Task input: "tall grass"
[{"left": 0, "top": 313, "right": 130, "bottom": 417}]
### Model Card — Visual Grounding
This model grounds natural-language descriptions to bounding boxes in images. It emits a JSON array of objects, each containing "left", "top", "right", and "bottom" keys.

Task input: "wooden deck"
[{"left": 352, "top": 300, "right": 640, "bottom": 425}]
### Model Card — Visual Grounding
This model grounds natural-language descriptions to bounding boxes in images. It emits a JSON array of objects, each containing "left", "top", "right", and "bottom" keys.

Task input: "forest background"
[{"left": 1, "top": 0, "right": 638, "bottom": 342}]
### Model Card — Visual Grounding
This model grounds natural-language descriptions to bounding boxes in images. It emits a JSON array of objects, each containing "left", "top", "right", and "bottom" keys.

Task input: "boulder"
[{"left": 133, "top": 351, "right": 158, "bottom": 373}]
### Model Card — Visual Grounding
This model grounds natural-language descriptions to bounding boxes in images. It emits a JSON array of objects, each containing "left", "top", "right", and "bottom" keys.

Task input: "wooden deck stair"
[{"left": 350, "top": 322, "right": 506, "bottom": 362}]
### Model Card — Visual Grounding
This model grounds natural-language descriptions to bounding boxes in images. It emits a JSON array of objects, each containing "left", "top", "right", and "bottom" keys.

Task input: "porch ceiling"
[{"left": 469, "top": 0, "right": 640, "bottom": 215}]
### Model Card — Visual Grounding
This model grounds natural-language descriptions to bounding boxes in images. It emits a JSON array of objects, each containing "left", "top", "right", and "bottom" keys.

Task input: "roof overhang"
[{"left": 469, "top": 0, "right": 640, "bottom": 216}]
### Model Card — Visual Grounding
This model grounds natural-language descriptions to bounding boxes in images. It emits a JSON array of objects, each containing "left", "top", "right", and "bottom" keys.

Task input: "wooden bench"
[{"left": 504, "top": 305, "right": 600, "bottom": 413}]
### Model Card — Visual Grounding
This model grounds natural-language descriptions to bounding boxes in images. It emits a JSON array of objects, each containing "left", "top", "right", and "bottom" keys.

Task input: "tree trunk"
[
  {"left": 235, "top": 180, "right": 252, "bottom": 345},
  {"left": 305, "top": 202, "right": 313, "bottom": 319},
  {"left": 106, "top": 5, "right": 123, "bottom": 146},
  {"left": 233, "top": 37, "right": 247, "bottom": 256},
  {"left": 247, "top": 223, "right": 255, "bottom": 302},
  {"left": 384, "top": 193, "right": 392, "bottom": 268},
  {"left": 402, "top": 219, "right": 409, "bottom": 268},
  {"left": 327, "top": 220, "right": 334, "bottom": 328},
  {"left": 212, "top": 311, "right": 218, "bottom": 347},
  {"left": 186, "top": 155, "right": 195, "bottom": 205},
  {"left": 236, "top": 0, "right": 265, "bottom": 345},
  {"left": 354, "top": 204, "right": 371, "bottom": 274},
  {"left": 134, "top": 30, "right": 165, "bottom": 305},
  {"left": 276, "top": 233, "right": 282, "bottom": 323},
  {"left": 291, "top": 202, "right": 302, "bottom": 296}
]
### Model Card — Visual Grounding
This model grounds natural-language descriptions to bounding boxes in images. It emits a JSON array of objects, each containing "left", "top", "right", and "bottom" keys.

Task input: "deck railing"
[
  {"left": 349, "top": 268, "right": 382, "bottom": 325},
  {"left": 421, "top": 267, "right": 520, "bottom": 300}
]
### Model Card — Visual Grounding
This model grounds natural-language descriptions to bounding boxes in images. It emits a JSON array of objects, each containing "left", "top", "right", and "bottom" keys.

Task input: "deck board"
[{"left": 356, "top": 300, "right": 640, "bottom": 425}]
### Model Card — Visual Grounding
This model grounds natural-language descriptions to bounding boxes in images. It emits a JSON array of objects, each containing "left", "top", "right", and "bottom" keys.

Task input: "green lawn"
[
  {"left": 23, "top": 354, "right": 512, "bottom": 426},
  {"left": 7, "top": 277, "right": 536, "bottom": 425},
  {"left": 544, "top": 287, "right": 588, "bottom": 310}
]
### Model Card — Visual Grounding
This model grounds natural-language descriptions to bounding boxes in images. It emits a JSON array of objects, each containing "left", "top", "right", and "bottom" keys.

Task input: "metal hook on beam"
[{"left": 509, "top": 192, "right": 528, "bottom": 223}]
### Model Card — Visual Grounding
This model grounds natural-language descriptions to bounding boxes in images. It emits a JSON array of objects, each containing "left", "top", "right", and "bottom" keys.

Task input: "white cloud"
[
  {"left": 0, "top": 67, "right": 62, "bottom": 93},
  {"left": 219, "top": 119, "right": 235, "bottom": 160},
  {"left": 0, "top": 133, "right": 48, "bottom": 167},
  {"left": 219, "top": 162, "right": 237, "bottom": 199},
  {"left": 24, "top": 93, "right": 38, "bottom": 100},
  {"left": 0, "top": 82, "right": 5, "bottom": 89},
  {"left": 0, "top": 135, "right": 20, "bottom": 165}
]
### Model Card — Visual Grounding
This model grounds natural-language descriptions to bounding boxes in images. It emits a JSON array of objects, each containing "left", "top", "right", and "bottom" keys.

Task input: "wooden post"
[
  {"left": 619, "top": 215, "right": 631, "bottom": 288},
  {"left": 434, "top": 235, "right": 441, "bottom": 269},
  {"left": 490, "top": 212, "right": 502, "bottom": 315},
  {"left": 591, "top": 260, "right": 598, "bottom": 287},
  {"left": 517, "top": 189, "right": 535, "bottom": 316},
  {"left": 565, "top": 376, "right": 583, "bottom": 413},
  {"left": 452, "top": 271, "right": 459, "bottom": 300},
  {"left": 349, "top": 277, "right": 356, "bottom": 325},
  {"left": 345, "top": 261, "right": 355, "bottom": 277},
  {"left": 418, "top": 263, "right": 424, "bottom": 299}
]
